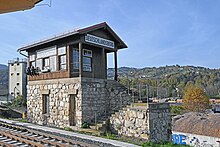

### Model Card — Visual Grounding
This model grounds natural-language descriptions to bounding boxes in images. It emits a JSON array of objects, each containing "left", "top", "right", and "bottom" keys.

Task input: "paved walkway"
[{"left": 0, "top": 118, "right": 140, "bottom": 147}]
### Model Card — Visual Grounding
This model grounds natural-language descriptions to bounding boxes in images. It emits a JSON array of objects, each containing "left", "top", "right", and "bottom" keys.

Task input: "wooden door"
[{"left": 69, "top": 95, "right": 76, "bottom": 126}]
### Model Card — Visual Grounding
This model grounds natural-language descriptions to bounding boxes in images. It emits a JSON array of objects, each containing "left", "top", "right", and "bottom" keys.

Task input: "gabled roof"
[{"left": 18, "top": 22, "right": 127, "bottom": 51}]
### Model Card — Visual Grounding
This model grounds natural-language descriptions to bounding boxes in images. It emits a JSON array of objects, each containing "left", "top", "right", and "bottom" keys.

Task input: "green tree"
[
  {"left": 11, "top": 95, "right": 27, "bottom": 108},
  {"left": 183, "top": 84, "right": 209, "bottom": 112}
]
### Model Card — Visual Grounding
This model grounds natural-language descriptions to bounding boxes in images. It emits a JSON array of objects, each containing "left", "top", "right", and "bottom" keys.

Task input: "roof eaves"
[{"left": 18, "top": 30, "right": 79, "bottom": 51}]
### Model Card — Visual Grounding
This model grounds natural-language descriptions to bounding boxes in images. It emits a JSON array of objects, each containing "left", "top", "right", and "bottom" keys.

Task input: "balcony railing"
[{"left": 8, "top": 58, "right": 27, "bottom": 64}]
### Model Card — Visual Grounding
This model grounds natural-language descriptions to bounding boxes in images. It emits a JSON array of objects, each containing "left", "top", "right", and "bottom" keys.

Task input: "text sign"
[{"left": 85, "top": 34, "right": 115, "bottom": 49}]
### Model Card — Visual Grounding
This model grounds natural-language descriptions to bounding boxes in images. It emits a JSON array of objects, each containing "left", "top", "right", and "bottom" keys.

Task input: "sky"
[{"left": 1, "top": 0, "right": 220, "bottom": 68}]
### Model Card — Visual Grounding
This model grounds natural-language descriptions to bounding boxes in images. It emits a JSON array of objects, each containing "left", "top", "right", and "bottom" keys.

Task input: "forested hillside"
[
  {"left": 108, "top": 65, "right": 220, "bottom": 97},
  {"left": 0, "top": 64, "right": 8, "bottom": 90}
]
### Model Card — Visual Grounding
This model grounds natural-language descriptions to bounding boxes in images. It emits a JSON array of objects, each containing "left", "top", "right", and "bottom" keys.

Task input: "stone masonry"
[
  {"left": 109, "top": 103, "right": 171, "bottom": 143},
  {"left": 27, "top": 77, "right": 133, "bottom": 128},
  {"left": 27, "top": 78, "right": 82, "bottom": 128},
  {"left": 27, "top": 77, "right": 171, "bottom": 142}
]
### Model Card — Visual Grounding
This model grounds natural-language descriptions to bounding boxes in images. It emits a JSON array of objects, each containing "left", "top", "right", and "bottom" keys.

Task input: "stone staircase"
[
  {"left": 88, "top": 80, "right": 140, "bottom": 133},
  {"left": 89, "top": 103, "right": 148, "bottom": 133}
]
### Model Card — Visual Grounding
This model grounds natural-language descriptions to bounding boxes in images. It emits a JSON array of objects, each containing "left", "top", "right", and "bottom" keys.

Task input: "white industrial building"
[{"left": 8, "top": 58, "right": 27, "bottom": 99}]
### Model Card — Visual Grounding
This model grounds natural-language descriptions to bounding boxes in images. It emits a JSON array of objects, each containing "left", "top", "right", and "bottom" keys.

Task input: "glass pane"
[
  {"left": 30, "top": 54, "right": 35, "bottom": 61},
  {"left": 43, "top": 58, "right": 50, "bottom": 70},
  {"left": 59, "top": 55, "right": 66, "bottom": 70},
  {"left": 31, "top": 61, "right": 36, "bottom": 68},
  {"left": 83, "top": 49, "right": 92, "bottom": 57},
  {"left": 73, "top": 49, "right": 79, "bottom": 70},
  {"left": 61, "top": 64, "right": 66, "bottom": 70},
  {"left": 36, "top": 59, "right": 42, "bottom": 70},
  {"left": 83, "top": 57, "right": 91, "bottom": 65},
  {"left": 73, "top": 62, "right": 79, "bottom": 70},
  {"left": 50, "top": 56, "right": 56, "bottom": 71},
  {"left": 60, "top": 55, "right": 66, "bottom": 64},
  {"left": 83, "top": 57, "right": 92, "bottom": 72},
  {"left": 58, "top": 46, "right": 66, "bottom": 55}
]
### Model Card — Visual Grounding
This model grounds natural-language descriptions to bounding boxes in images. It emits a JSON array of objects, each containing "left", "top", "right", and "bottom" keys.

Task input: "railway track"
[{"left": 0, "top": 122, "right": 97, "bottom": 147}]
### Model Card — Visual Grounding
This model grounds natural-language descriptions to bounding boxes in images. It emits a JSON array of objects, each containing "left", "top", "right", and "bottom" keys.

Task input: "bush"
[
  {"left": 63, "top": 127, "right": 73, "bottom": 131},
  {"left": 81, "top": 122, "right": 90, "bottom": 128},
  {"left": 11, "top": 95, "right": 26, "bottom": 108},
  {"left": 171, "top": 106, "right": 184, "bottom": 115},
  {"left": 183, "top": 84, "right": 209, "bottom": 112}
]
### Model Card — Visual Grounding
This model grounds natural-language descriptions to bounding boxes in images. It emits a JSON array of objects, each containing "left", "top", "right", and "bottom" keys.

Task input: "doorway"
[{"left": 69, "top": 95, "right": 76, "bottom": 126}]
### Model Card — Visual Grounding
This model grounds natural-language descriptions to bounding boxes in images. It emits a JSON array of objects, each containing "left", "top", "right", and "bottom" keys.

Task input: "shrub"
[
  {"left": 81, "top": 122, "right": 90, "bottom": 128},
  {"left": 11, "top": 95, "right": 27, "bottom": 108},
  {"left": 171, "top": 105, "right": 184, "bottom": 115}
]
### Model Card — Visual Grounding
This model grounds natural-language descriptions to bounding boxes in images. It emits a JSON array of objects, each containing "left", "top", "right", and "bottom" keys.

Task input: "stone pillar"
[
  {"left": 114, "top": 49, "right": 118, "bottom": 81},
  {"left": 79, "top": 42, "right": 83, "bottom": 77}
]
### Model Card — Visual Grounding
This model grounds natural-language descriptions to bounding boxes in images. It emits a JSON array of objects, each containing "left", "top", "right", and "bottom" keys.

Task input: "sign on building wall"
[{"left": 85, "top": 34, "right": 115, "bottom": 49}]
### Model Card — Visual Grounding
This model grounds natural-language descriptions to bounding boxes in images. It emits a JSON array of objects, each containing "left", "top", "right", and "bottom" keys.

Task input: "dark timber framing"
[{"left": 18, "top": 22, "right": 127, "bottom": 81}]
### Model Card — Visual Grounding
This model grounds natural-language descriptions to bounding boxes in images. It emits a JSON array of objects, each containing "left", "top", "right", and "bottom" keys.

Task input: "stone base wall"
[
  {"left": 80, "top": 78, "right": 134, "bottom": 124},
  {"left": 81, "top": 78, "right": 107, "bottom": 123},
  {"left": 27, "top": 78, "right": 134, "bottom": 128},
  {"left": 106, "top": 80, "right": 134, "bottom": 114},
  {"left": 27, "top": 78, "right": 82, "bottom": 128},
  {"left": 109, "top": 103, "right": 171, "bottom": 143},
  {"left": 110, "top": 106, "right": 149, "bottom": 139}
]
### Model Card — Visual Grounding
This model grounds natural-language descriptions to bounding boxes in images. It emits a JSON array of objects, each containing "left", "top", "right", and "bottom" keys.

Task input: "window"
[
  {"left": 83, "top": 57, "right": 92, "bottom": 71},
  {"left": 59, "top": 55, "right": 66, "bottom": 70},
  {"left": 11, "top": 73, "right": 13, "bottom": 76},
  {"left": 83, "top": 49, "right": 92, "bottom": 57},
  {"left": 42, "top": 95, "right": 49, "bottom": 114},
  {"left": 30, "top": 61, "right": 36, "bottom": 68},
  {"left": 36, "top": 46, "right": 56, "bottom": 72},
  {"left": 29, "top": 54, "right": 36, "bottom": 68},
  {"left": 17, "top": 83, "right": 20, "bottom": 85},
  {"left": 43, "top": 58, "right": 50, "bottom": 70},
  {"left": 83, "top": 49, "right": 92, "bottom": 72},
  {"left": 73, "top": 49, "right": 79, "bottom": 70},
  {"left": 30, "top": 54, "right": 36, "bottom": 61},
  {"left": 17, "top": 73, "right": 20, "bottom": 76},
  {"left": 58, "top": 46, "right": 66, "bottom": 70},
  {"left": 17, "top": 63, "right": 20, "bottom": 66}
]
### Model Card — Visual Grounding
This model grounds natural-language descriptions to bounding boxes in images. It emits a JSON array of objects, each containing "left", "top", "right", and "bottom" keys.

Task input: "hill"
[
  {"left": 108, "top": 65, "right": 220, "bottom": 97},
  {"left": 0, "top": 64, "right": 7, "bottom": 70},
  {"left": 0, "top": 64, "right": 8, "bottom": 90}
]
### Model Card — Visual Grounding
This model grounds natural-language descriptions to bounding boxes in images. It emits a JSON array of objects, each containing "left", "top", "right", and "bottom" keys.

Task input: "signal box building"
[{"left": 18, "top": 22, "right": 132, "bottom": 128}]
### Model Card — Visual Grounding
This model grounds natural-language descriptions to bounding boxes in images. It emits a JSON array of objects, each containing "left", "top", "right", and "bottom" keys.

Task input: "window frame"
[
  {"left": 42, "top": 57, "right": 50, "bottom": 71},
  {"left": 83, "top": 49, "right": 92, "bottom": 72},
  {"left": 58, "top": 46, "right": 67, "bottom": 71},
  {"left": 73, "top": 48, "right": 79, "bottom": 71},
  {"left": 42, "top": 94, "right": 49, "bottom": 114},
  {"left": 35, "top": 46, "right": 57, "bottom": 72}
]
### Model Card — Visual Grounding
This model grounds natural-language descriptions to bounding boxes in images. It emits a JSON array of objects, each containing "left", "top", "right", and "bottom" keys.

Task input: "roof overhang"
[
  {"left": 0, "top": 0, "right": 42, "bottom": 14},
  {"left": 18, "top": 22, "right": 128, "bottom": 52}
]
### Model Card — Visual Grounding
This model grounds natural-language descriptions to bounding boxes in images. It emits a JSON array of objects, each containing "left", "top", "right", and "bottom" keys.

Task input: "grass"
[{"left": 141, "top": 142, "right": 190, "bottom": 147}]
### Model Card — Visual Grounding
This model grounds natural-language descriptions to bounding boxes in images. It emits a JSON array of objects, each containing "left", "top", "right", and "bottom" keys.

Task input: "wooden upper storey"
[{"left": 18, "top": 22, "right": 127, "bottom": 81}]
